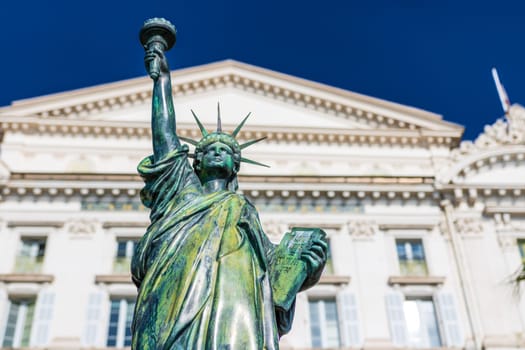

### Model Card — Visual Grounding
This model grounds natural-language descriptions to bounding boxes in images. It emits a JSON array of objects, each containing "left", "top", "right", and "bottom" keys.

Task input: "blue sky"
[{"left": 1, "top": 0, "right": 525, "bottom": 140}]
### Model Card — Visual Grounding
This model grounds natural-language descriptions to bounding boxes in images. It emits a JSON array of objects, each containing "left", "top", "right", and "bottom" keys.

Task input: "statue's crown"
[{"left": 180, "top": 103, "right": 269, "bottom": 168}]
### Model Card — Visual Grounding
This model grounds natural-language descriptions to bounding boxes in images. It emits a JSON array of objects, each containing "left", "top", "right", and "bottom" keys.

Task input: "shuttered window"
[
  {"left": 385, "top": 291, "right": 408, "bottom": 347},
  {"left": 1, "top": 299, "right": 35, "bottom": 347},
  {"left": 435, "top": 291, "right": 464, "bottom": 347},
  {"left": 31, "top": 290, "right": 55, "bottom": 346},
  {"left": 308, "top": 299, "right": 340, "bottom": 348},
  {"left": 386, "top": 291, "right": 451, "bottom": 348},
  {"left": 337, "top": 290, "right": 362, "bottom": 347}
]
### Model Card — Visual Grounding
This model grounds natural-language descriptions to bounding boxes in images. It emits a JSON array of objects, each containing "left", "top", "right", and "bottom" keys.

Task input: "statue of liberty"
[{"left": 131, "top": 18, "right": 328, "bottom": 350}]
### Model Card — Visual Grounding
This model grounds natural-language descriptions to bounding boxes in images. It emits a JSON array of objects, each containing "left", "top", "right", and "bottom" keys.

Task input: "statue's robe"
[{"left": 131, "top": 146, "right": 294, "bottom": 350}]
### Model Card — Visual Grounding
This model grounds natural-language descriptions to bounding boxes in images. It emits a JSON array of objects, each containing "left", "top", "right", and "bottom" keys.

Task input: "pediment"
[
  {"left": 438, "top": 104, "right": 525, "bottom": 185},
  {"left": 0, "top": 60, "right": 462, "bottom": 140},
  {"left": 440, "top": 148, "right": 525, "bottom": 185}
]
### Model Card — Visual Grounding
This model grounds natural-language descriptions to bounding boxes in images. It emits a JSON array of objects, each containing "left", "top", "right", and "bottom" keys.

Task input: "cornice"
[
  {"left": 440, "top": 184, "right": 525, "bottom": 198},
  {"left": 8, "top": 172, "right": 525, "bottom": 203},
  {"left": 0, "top": 117, "right": 460, "bottom": 148},
  {"left": 1, "top": 173, "right": 438, "bottom": 202}
]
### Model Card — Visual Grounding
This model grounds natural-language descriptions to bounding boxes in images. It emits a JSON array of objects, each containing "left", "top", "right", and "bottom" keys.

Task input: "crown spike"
[
  {"left": 240, "top": 136, "right": 267, "bottom": 150},
  {"left": 179, "top": 136, "right": 199, "bottom": 146},
  {"left": 191, "top": 109, "right": 209, "bottom": 137},
  {"left": 217, "top": 102, "right": 222, "bottom": 132},
  {"left": 241, "top": 157, "right": 270, "bottom": 168},
  {"left": 232, "top": 112, "right": 251, "bottom": 137}
]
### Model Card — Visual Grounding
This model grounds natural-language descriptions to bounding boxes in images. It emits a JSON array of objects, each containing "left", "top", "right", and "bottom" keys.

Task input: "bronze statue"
[{"left": 131, "top": 18, "right": 328, "bottom": 350}]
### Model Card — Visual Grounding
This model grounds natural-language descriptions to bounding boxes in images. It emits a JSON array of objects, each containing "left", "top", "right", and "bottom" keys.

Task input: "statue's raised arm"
[
  {"left": 140, "top": 18, "right": 179, "bottom": 162},
  {"left": 132, "top": 18, "right": 328, "bottom": 350}
]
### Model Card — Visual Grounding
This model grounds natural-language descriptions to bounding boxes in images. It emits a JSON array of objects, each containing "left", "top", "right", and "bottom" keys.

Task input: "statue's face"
[{"left": 199, "top": 141, "right": 236, "bottom": 180}]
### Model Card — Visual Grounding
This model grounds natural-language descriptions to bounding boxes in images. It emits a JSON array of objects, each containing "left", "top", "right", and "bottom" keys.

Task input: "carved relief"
[
  {"left": 347, "top": 220, "right": 377, "bottom": 237},
  {"left": 65, "top": 219, "right": 99, "bottom": 236},
  {"left": 497, "top": 234, "right": 517, "bottom": 248},
  {"left": 454, "top": 218, "right": 484, "bottom": 235},
  {"left": 450, "top": 105, "right": 525, "bottom": 161},
  {"left": 438, "top": 104, "right": 525, "bottom": 184}
]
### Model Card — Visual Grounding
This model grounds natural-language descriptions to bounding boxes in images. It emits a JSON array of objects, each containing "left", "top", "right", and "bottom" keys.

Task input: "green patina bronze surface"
[{"left": 131, "top": 18, "right": 328, "bottom": 350}]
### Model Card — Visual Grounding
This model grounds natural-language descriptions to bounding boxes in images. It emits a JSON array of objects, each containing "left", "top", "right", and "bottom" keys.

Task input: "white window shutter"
[
  {"left": 337, "top": 289, "right": 362, "bottom": 347},
  {"left": 0, "top": 288, "right": 8, "bottom": 346},
  {"left": 82, "top": 289, "right": 108, "bottom": 347},
  {"left": 436, "top": 291, "right": 464, "bottom": 347},
  {"left": 31, "top": 288, "right": 55, "bottom": 346},
  {"left": 385, "top": 290, "right": 408, "bottom": 347}
]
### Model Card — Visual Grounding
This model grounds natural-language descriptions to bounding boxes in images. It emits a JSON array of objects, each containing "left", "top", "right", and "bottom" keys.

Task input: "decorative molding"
[
  {"left": 451, "top": 105, "right": 525, "bottom": 160},
  {"left": 388, "top": 275, "right": 445, "bottom": 285},
  {"left": 485, "top": 205, "right": 525, "bottom": 215},
  {"left": 1, "top": 173, "right": 438, "bottom": 203},
  {"left": 454, "top": 218, "right": 484, "bottom": 235},
  {"left": 493, "top": 213, "right": 525, "bottom": 233},
  {"left": 0, "top": 118, "right": 459, "bottom": 148},
  {"left": 65, "top": 219, "right": 100, "bottom": 235},
  {"left": 440, "top": 185, "right": 525, "bottom": 203},
  {"left": 348, "top": 220, "right": 377, "bottom": 237},
  {"left": 497, "top": 234, "right": 517, "bottom": 248},
  {"left": 439, "top": 104, "right": 525, "bottom": 184}
]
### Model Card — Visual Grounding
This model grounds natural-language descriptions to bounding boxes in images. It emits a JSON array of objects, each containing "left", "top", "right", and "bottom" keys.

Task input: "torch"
[{"left": 139, "top": 18, "right": 177, "bottom": 80}]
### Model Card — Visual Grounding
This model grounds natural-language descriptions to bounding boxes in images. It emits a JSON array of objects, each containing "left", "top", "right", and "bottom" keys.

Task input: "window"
[
  {"left": 404, "top": 298, "right": 442, "bottom": 348},
  {"left": 106, "top": 298, "right": 135, "bottom": 347},
  {"left": 14, "top": 238, "right": 46, "bottom": 273},
  {"left": 387, "top": 291, "right": 463, "bottom": 348},
  {"left": 396, "top": 239, "right": 428, "bottom": 276},
  {"left": 309, "top": 299, "right": 340, "bottom": 348},
  {"left": 114, "top": 239, "right": 138, "bottom": 274},
  {"left": 1, "top": 298, "right": 35, "bottom": 347}
]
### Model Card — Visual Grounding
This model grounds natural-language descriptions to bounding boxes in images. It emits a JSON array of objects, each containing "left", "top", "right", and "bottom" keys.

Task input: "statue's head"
[{"left": 181, "top": 104, "right": 268, "bottom": 191}]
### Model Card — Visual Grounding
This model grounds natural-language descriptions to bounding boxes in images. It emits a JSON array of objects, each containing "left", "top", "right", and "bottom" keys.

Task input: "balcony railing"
[
  {"left": 399, "top": 259, "right": 428, "bottom": 276},
  {"left": 113, "top": 257, "right": 132, "bottom": 274},
  {"left": 13, "top": 256, "right": 44, "bottom": 274}
]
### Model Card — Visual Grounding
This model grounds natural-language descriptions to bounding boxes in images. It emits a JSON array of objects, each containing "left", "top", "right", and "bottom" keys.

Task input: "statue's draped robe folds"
[{"left": 131, "top": 146, "right": 294, "bottom": 350}]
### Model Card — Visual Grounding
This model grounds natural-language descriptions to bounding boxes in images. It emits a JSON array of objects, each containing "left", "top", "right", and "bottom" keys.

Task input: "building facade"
[{"left": 0, "top": 60, "right": 523, "bottom": 349}]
